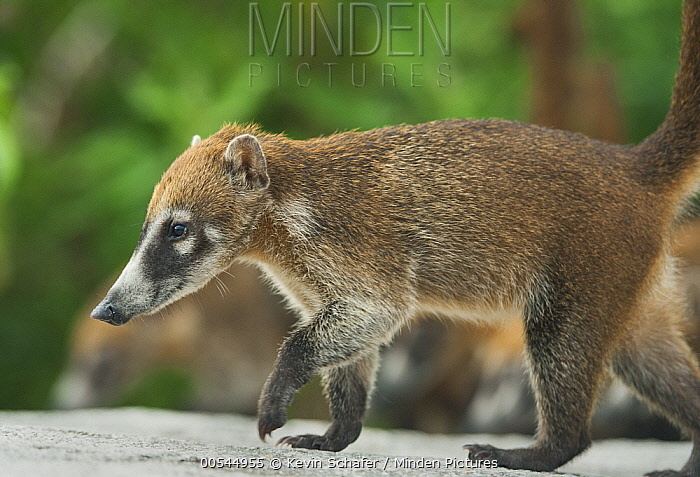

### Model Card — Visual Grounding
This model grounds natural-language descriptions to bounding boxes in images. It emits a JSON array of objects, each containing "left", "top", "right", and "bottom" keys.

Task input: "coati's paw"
[
  {"left": 257, "top": 404, "right": 287, "bottom": 441},
  {"left": 644, "top": 470, "right": 689, "bottom": 477},
  {"left": 276, "top": 434, "right": 347, "bottom": 452}
]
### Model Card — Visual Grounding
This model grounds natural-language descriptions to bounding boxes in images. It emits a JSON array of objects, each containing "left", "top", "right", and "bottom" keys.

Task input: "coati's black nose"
[{"left": 90, "top": 301, "right": 129, "bottom": 326}]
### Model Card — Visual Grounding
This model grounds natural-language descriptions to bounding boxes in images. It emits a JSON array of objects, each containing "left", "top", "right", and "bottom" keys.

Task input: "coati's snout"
[
  {"left": 92, "top": 129, "right": 271, "bottom": 326},
  {"left": 89, "top": 211, "right": 201, "bottom": 326},
  {"left": 91, "top": 208, "right": 232, "bottom": 326}
]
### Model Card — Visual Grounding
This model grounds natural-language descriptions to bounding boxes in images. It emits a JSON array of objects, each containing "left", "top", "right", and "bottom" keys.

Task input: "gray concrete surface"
[{"left": 0, "top": 408, "right": 691, "bottom": 477}]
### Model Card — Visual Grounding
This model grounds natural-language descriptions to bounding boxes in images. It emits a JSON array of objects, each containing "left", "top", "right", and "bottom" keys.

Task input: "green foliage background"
[{"left": 0, "top": 1, "right": 683, "bottom": 409}]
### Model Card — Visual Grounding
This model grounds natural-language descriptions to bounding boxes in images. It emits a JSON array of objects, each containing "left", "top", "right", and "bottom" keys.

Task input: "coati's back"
[{"left": 261, "top": 119, "right": 665, "bottom": 311}]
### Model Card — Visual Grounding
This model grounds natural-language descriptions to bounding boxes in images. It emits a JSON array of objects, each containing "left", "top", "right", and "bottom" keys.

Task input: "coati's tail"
[{"left": 636, "top": 0, "right": 700, "bottom": 192}]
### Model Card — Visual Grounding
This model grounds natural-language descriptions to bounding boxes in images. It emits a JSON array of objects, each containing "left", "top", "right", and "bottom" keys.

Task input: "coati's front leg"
[
  {"left": 277, "top": 350, "right": 379, "bottom": 451},
  {"left": 257, "top": 300, "right": 394, "bottom": 450}
]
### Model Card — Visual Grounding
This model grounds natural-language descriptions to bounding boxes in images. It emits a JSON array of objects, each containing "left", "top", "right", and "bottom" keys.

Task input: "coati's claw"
[
  {"left": 277, "top": 434, "right": 344, "bottom": 452},
  {"left": 463, "top": 444, "right": 499, "bottom": 462},
  {"left": 275, "top": 438, "right": 293, "bottom": 449},
  {"left": 257, "top": 422, "right": 269, "bottom": 441},
  {"left": 257, "top": 407, "right": 287, "bottom": 441}
]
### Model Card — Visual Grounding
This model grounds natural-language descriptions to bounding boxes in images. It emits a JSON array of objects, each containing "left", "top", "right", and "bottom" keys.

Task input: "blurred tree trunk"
[{"left": 513, "top": 0, "right": 626, "bottom": 143}]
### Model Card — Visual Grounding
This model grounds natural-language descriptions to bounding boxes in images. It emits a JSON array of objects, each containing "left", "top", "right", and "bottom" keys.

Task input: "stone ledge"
[{"left": 0, "top": 408, "right": 691, "bottom": 477}]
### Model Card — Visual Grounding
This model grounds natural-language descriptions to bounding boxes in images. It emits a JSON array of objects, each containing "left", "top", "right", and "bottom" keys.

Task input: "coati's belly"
[{"left": 415, "top": 298, "right": 523, "bottom": 325}]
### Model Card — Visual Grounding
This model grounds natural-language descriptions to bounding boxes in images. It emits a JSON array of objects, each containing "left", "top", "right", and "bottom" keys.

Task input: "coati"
[{"left": 91, "top": 1, "right": 700, "bottom": 474}]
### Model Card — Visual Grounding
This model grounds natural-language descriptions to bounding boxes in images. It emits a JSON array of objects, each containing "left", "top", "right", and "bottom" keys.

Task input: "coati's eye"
[{"left": 168, "top": 223, "right": 188, "bottom": 240}]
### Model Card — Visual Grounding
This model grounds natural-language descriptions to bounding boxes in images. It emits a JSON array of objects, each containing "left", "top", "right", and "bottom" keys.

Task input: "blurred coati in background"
[{"left": 54, "top": 263, "right": 293, "bottom": 414}]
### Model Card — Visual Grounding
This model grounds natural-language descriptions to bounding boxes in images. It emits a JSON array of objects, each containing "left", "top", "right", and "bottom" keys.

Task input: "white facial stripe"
[
  {"left": 171, "top": 209, "right": 195, "bottom": 255},
  {"left": 204, "top": 225, "right": 224, "bottom": 243},
  {"left": 173, "top": 237, "right": 195, "bottom": 255},
  {"left": 170, "top": 209, "right": 192, "bottom": 224}
]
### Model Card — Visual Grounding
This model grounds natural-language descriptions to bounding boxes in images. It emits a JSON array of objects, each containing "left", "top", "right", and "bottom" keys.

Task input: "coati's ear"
[
  {"left": 191, "top": 135, "right": 202, "bottom": 147},
  {"left": 224, "top": 134, "right": 270, "bottom": 190}
]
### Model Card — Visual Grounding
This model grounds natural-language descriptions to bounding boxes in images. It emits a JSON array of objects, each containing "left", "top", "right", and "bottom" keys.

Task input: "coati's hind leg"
[
  {"left": 278, "top": 349, "right": 379, "bottom": 451},
  {"left": 612, "top": 298, "right": 700, "bottom": 477},
  {"left": 465, "top": 279, "right": 616, "bottom": 471}
]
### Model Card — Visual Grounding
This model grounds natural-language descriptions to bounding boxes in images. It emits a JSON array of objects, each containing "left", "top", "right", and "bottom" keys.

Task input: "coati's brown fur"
[{"left": 100, "top": 2, "right": 700, "bottom": 475}]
